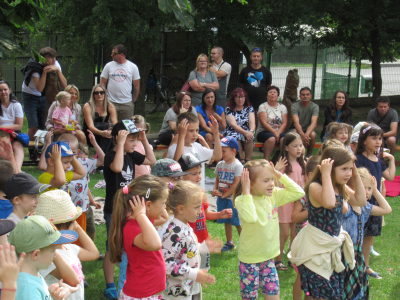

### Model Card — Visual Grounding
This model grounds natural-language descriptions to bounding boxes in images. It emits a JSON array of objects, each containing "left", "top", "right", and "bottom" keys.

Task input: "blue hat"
[
  {"left": 220, "top": 136, "right": 239, "bottom": 151},
  {"left": 45, "top": 141, "right": 75, "bottom": 159}
]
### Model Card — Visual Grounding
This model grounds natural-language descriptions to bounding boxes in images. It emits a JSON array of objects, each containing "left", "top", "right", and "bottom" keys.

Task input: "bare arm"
[
  {"left": 110, "top": 131, "right": 128, "bottom": 173},
  {"left": 57, "top": 68, "right": 67, "bottom": 89},
  {"left": 292, "top": 114, "right": 305, "bottom": 135},
  {"left": 218, "top": 112, "right": 226, "bottom": 131},
  {"left": 226, "top": 115, "right": 247, "bottom": 135},
  {"left": 249, "top": 112, "right": 256, "bottom": 131},
  {"left": 132, "top": 79, "right": 140, "bottom": 102},
  {"left": 305, "top": 116, "right": 318, "bottom": 136},
  {"left": 382, "top": 152, "right": 395, "bottom": 181},
  {"left": 100, "top": 77, "right": 108, "bottom": 88},
  {"left": 189, "top": 79, "right": 205, "bottom": 92},
  {"left": 83, "top": 104, "right": 104, "bottom": 136},
  {"left": 72, "top": 222, "right": 100, "bottom": 262},
  {"left": 370, "top": 176, "right": 392, "bottom": 216},
  {"left": 291, "top": 200, "right": 308, "bottom": 224},
  {"left": 345, "top": 163, "right": 367, "bottom": 207},
  {"left": 172, "top": 119, "right": 188, "bottom": 161},
  {"left": 33, "top": 70, "right": 48, "bottom": 93},
  {"left": 0, "top": 117, "right": 23, "bottom": 131},
  {"left": 168, "top": 121, "right": 176, "bottom": 132},
  {"left": 277, "top": 114, "right": 287, "bottom": 134},
  {"left": 309, "top": 159, "right": 336, "bottom": 209},
  {"left": 383, "top": 122, "right": 397, "bottom": 138},
  {"left": 108, "top": 104, "right": 118, "bottom": 125},
  {"left": 50, "top": 253, "right": 80, "bottom": 286},
  {"left": 70, "top": 156, "right": 86, "bottom": 180},
  {"left": 209, "top": 66, "right": 227, "bottom": 80},
  {"left": 140, "top": 132, "right": 156, "bottom": 165},
  {"left": 87, "top": 130, "right": 105, "bottom": 167},
  {"left": 48, "top": 145, "right": 66, "bottom": 189},
  {"left": 197, "top": 113, "right": 212, "bottom": 134},
  {"left": 210, "top": 116, "right": 222, "bottom": 162}
]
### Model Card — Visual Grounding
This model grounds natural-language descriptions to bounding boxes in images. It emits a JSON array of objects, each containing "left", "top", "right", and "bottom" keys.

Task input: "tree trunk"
[
  {"left": 0, "top": 61, "right": 3, "bottom": 80},
  {"left": 134, "top": 40, "right": 153, "bottom": 117},
  {"left": 371, "top": 29, "right": 382, "bottom": 107}
]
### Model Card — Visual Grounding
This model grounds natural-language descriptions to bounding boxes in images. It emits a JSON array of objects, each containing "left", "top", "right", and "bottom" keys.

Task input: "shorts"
[
  {"left": 73, "top": 212, "right": 87, "bottom": 247},
  {"left": 111, "top": 101, "right": 134, "bottom": 122},
  {"left": 216, "top": 197, "right": 240, "bottom": 226},
  {"left": 257, "top": 131, "right": 285, "bottom": 144},
  {"left": 239, "top": 259, "right": 280, "bottom": 300},
  {"left": 86, "top": 205, "right": 96, "bottom": 233},
  {"left": 383, "top": 136, "right": 398, "bottom": 144},
  {"left": 22, "top": 92, "right": 47, "bottom": 129},
  {"left": 119, "top": 289, "right": 162, "bottom": 300},
  {"left": 104, "top": 212, "right": 112, "bottom": 251}
]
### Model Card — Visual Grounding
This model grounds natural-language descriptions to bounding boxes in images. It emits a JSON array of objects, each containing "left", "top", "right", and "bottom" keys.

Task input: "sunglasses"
[
  {"left": 252, "top": 48, "right": 261, "bottom": 52},
  {"left": 111, "top": 52, "right": 120, "bottom": 56},
  {"left": 93, "top": 91, "right": 105, "bottom": 95}
]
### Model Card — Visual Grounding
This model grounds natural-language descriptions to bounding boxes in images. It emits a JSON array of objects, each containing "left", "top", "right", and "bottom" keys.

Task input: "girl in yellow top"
[{"left": 234, "top": 159, "right": 305, "bottom": 300}]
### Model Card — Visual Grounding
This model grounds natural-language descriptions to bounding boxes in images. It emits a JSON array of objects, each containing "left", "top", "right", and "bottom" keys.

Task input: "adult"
[
  {"left": 83, "top": 84, "right": 117, "bottom": 154},
  {"left": 209, "top": 46, "right": 232, "bottom": 108},
  {"left": 100, "top": 44, "right": 140, "bottom": 121},
  {"left": 257, "top": 86, "right": 287, "bottom": 160},
  {"left": 196, "top": 88, "right": 226, "bottom": 149},
  {"left": 0, "top": 81, "right": 24, "bottom": 171},
  {"left": 289, "top": 87, "right": 319, "bottom": 157},
  {"left": 367, "top": 96, "right": 399, "bottom": 155},
  {"left": 224, "top": 88, "right": 255, "bottom": 163},
  {"left": 45, "top": 84, "right": 86, "bottom": 144},
  {"left": 188, "top": 53, "right": 219, "bottom": 106},
  {"left": 239, "top": 47, "right": 272, "bottom": 111},
  {"left": 158, "top": 91, "right": 197, "bottom": 146},
  {"left": 21, "top": 47, "right": 67, "bottom": 160},
  {"left": 320, "top": 90, "right": 353, "bottom": 141}
]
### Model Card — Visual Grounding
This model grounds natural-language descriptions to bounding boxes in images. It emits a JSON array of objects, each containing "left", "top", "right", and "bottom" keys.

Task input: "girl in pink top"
[
  {"left": 52, "top": 91, "right": 77, "bottom": 130},
  {"left": 274, "top": 132, "right": 306, "bottom": 270},
  {"left": 133, "top": 115, "right": 152, "bottom": 178}
]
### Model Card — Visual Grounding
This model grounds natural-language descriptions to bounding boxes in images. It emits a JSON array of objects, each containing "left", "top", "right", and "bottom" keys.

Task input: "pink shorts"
[{"left": 119, "top": 290, "right": 162, "bottom": 300}]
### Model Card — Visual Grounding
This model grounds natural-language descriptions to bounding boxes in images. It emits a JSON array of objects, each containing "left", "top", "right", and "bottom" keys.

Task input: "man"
[
  {"left": 209, "top": 46, "right": 232, "bottom": 108},
  {"left": 100, "top": 44, "right": 140, "bottom": 121},
  {"left": 367, "top": 96, "right": 398, "bottom": 155},
  {"left": 239, "top": 47, "right": 272, "bottom": 111},
  {"left": 290, "top": 87, "right": 319, "bottom": 157}
]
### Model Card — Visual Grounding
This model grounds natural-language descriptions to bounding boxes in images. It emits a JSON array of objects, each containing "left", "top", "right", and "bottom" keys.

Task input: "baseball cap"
[
  {"left": 0, "top": 220, "right": 15, "bottom": 236},
  {"left": 350, "top": 131, "right": 360, "bottom": 144},
  {"left": 111, "top": 120, "right": 145, "bottom": 137},
  {"left": 5, "top": 173, "right": 50, "bottom": 200},
  {"left": 8, "top": 215, "right": 78, "bottom": 253},
  {"left": 45, "top": 141, "right": 75, "bottom": 159},
  {"left": 178, "top": 153, "right": 207, "bottom": 171},
  {"left": 220, "top": 136, "right": 239, "bottom": 152},
  {"left": 151, "top": 159, "right": 190, "bottom": 177}
]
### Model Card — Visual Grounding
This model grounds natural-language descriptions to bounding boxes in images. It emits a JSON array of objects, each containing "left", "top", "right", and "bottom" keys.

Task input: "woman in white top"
[{"left": 0, "top": 81, "right": 24, "bottom": 170}]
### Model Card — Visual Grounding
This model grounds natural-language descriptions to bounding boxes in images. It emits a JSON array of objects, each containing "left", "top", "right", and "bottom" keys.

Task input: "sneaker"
[
  {"left": 103, "top": 287, "right": 118, "bottom": 300},
  {"left": 221, "top": 241, "right": 235, "bottom": 252},
  {"left": 370, "top": 246, "right": 380, "bottom": 256},
  {"left": 84, "top": 280, "right": 89, "bottom": 288}
]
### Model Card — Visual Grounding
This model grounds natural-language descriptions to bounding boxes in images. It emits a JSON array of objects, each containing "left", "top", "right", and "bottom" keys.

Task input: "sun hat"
[
  {"left": 151, "top": 158, "right": 190, "bottom": 177},
  {"left": 8, "top": 215, "right": 78, "bottom": 253},
  {"left": 350, "top": 131, "right": 360, "bottom": 144},
  {"left": 178, "top": 153, "right": 207, "bottom": 171},
  {"left": 5, "top": 173, "right": 50, "bottom": 200},
  {"left": 0, "top": 220, "right": 15, "bottom": 236},
  {"left": 220, "top": 136, "right": 239, "bottom": 152},
  {"left": 45, "top": 141, "right": 75, "bottom": 159},
  {"left": 36, "top": 190, "right": 82, "bottom": 224}
]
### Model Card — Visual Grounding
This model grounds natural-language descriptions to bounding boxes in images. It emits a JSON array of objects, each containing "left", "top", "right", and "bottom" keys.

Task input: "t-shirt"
[
  {"left": 16, "top": 272, "right": 51, "bottom": 300},
  {"left": 367, "top": 108, "right": 399, "bottom": 134},
  {"left": 290, "top": 101, "right": 319, "bottom": 132},
  {"left": 159, "top": 107, "right": 197, "bottom": 135},
  {"left": 69, "top": 158, "right": 97, "bottom": 212},
  {"left": 212, "top": 60, "right": 232, "bottom": 99},
  {"left": 39, "top": 244, "right": 84, "bottom": 300},
  {"left": 257, "top": 102, "right": 288, "bottom": 135},
  {"left": 22, "top": 60, "right": 62, "bottom": 96},
  {"left": 133, "top": 142, "right": 151, "bottom": 178},
  {"left": 189, "top": 201, "right": 209, "bottom": 243},
  {"left": 239, "top": 65, "right": 272, "bottom": 111},
  {"left": 104, "top": 150, "right": 145, "bottom": 214},
  {"left": 101, "top": 60, "right": 140, "bottom": 104},
  {"left": 342, "top": 203, "right": 373, "bottom": 245},
  {"left": 355, "top": 154, "right": 387, "bottom": 192},
  {"left": 123, "top": 219, "right": 166, "bottom": 298},
  {"left": 39, "top": 171, "right": 74, "bottom": 193},
  {"left": 0, "top": 101, "right": 24, "bottom": 126},
  {"left": 214, "top": 159, "right": 243, "bottom": 200},
  {"left": 188, "top": 70, "right": 218, "bottom": 105},
  {"left": 6, "top": 212, "right": 21, "bottom": 225},
  {"left": 196, "top": 105, "right": 224, "bottom": 133},
  {"left": 0, "top": 199, "right": 13, "bottom": 219},
  {"left": 52, "top": 106, "right": 73, "bottom": 130}
]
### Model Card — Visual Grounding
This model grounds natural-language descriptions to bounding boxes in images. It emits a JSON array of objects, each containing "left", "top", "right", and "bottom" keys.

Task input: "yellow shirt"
[{"left": 39, "top": 171, "right": 74, "bottom": 193}]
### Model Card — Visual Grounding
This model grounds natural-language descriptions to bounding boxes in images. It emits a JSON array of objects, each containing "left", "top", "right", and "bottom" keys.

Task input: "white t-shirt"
[
  {"left": 0, "top": 101, "right": 24, "bottom": 126},
  {"left": 257, "top": 102, "right": 288, "bottom": 135},
  {"left": 214, "top": 159, "right": 243, "bottom": 200},
  {"left": 39, "top": 244, "right": 84, "bottom": 300},
  {"left": 212, "top": 60, "right": 232, "bottom": 96},
  {"left": 101, "top": 60, "right": 140, "bottom": 104},
  {"left": 22, "top": 61, "right": 62, "bottom": 96}
]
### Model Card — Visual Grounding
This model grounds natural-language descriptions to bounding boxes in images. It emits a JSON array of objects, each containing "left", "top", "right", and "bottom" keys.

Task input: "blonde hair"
[
  {"left": 64, "top": 85, "right": 80, "bottom": 103},
  {"left": 325, "top": 122, "right": 353, "bottom": 146},
  {"left": 357, "top": 167, "right": 373, "bottom": 199},
  {"left": 88, "top": 84, "right": 112, "bottom": 121},
  {"left": 78, "top": 142, "right": 89, "bottom": 155},
  {"left": 55, "top": 91, "right": 70, "bottom": 104},
  {"left": 58, "top": 133, "right": 78, "bottom": 149},
  {"left": 167, "top": 180, "right": 203, "bottom": 214},
  {"left": 132, "top": 115, "right": 150, "bottom": 134},
  {"left": 195, "top": 53, "right": 209, "bottom": 71},
  {"left": 317, "top": 138, "right": 344, "bottom": 155}
]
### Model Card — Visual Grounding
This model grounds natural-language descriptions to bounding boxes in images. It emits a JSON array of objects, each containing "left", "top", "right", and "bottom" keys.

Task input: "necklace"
[{"left": 255, "top": 197, "right": 273, "bottom": 220}]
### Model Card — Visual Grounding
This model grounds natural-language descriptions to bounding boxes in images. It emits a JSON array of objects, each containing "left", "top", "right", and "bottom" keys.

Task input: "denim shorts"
[
  {"left": 216, "top": 197, "right": 240, "bottom": 226},
  {"left": 22, "top": 92, "right": 47, "bottom": 129},
  {"left": 104, "top": 212, "right": 112, "bottom": 251}
]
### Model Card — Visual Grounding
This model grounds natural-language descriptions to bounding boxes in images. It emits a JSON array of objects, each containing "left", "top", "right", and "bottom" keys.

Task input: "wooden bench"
[{"left": 153, "top": 142, "right": 323, "bottom": 150}]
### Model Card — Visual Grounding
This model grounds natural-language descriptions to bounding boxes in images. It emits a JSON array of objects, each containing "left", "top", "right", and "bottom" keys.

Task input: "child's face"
[
  {"left": 60, "top": 95, "right": 71, "bottom": 106},
  {"left": 181, "top": 196, "right": 202, "bottom": 223},
  {"left": 364, "top": 135, "right": 383, "bottom": 152},
  {"left": 251, "top": 167, "right": 275, "bottom": 197},
  {"left": 36, "top": 244, "right": 58, "bottom": 270},
  {"left": 183, "top": 166, "right": 201, "bottom": 185},
  {"left": 61, "top": 156, "right": 73, "bottom": 172},
  {"left": 334, "top": 129, "right": 348, "bottom": 144},
  {"left": 77, "top": 151, "right": 88, "bottom": 159},
  {"left": 285, "top": 138, "right": 303, "bottom": 158},
  {"left": 147, "top": 190, "right": 168, "bottom": 220},
  {"left": 350, "top": 142, "right": 357, "bottom": 153},
  {"left": 124, "top": 135, "right": 139, "bottom": 153},
  {"left": 361, "top": 178, "right": 373, "bottom": 200},
  {"left": 221, "top": 147, "right": 236, "bottom": 161},
  {"left": 334, "top": 160, "right": 353, "bottom": 185},
  {"left": 15, "top": 193, "right": 39, "bottom": 214},
  {"left": 185, "top": 122, "right": 199, "bottom": 144}
]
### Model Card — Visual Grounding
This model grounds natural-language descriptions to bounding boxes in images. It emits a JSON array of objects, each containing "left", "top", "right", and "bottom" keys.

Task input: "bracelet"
[{"left": 2, "top": 288, "right": 17, "bottom": 292}]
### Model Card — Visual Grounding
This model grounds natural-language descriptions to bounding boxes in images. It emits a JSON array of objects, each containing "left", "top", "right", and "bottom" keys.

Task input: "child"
[
  {"left": 151, "top": 158, "right": 190, "bottom": 184},
  {"left": 36, "top": 190, "right": 100, "bottom": 300},
  {"left": 234, "top": 159, "right": 305, "bottom": 300},
  {"left": 275, "top": 132, "right": 306, "bottom": 271},
  {"left": 317, "top": 138, "right": 345, "bottom": 155},
  {"left": 211, "top": 136, "right": 243, "bottom": 252},
  {"left": 8, "top": 215, "right": 79, "bottom": 300},
  {"left": 350, "top": 131, "right": 359, "bottom": 153},
  {"left": 52, "top": 91, "right": 77, "bottom": 131},
  {"left": 0, "top": 130, "right": 20, "bottom": 173},
  {"left": 342, "top": 167, "right": 392, "bottom": 297},
  {"left": 354, "top": 124, "right": 395, "bottom": 279},
  {"left": 0, "top": 160, "right": 15, "bottom": 219},
  {"left": 288, "top": 146, "right": 367, "bottom": 300},
  {"left": 132, "top": 115, "right": 152, "bottom": 178},
  {"left": 103, "top": 120, "right": 156, "bottom": 299},
  {"left": 162, "top": 180, "right": 218, "bottom": 300},
  {"left": 325, "top": 122, "right": 353, "bottom": 152}
]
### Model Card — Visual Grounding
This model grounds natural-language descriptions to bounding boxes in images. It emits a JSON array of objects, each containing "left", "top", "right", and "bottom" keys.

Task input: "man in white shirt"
[
  {"left": 209, "top": 47, "right": 232, "bottom": 108},
  {"left": 100, "top": 44, "right": 141, "bottom": 121}
]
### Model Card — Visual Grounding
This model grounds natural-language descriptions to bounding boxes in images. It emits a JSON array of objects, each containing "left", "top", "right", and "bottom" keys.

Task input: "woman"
[
  {"left": 196, "top": 88, "right": 226, "bottom": 149},
  {"left": 188, "top": 53, "right": 219, "bottom": 106},
  {"left": 45, "top": 84, "right": 86, "bottom": 144},
  {"left": 224, "top": 88, "right": 255, "bottom": 164},
  {"left": 257, "top": 86, "right": 287, "bottom": 160},
  {"left": 158, "top": 91, "right": 197, "bottom": 146},
  {"left": 320, "top": 90, "right": 353, "bottom": 141},
  {"left": 83, "top": 84, "right": 117, "bottom": 154},
  {"left": 0, "top": 81, "right": 24, "bottom": 171}
]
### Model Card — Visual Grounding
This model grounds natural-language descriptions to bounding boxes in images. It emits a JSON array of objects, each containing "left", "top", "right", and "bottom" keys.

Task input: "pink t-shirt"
[
  {"left": 52, "top": 106, "right": 73, "bottom": 129},
  {"left": 134, "top": 142, "right": 151, "bottom": 178}
]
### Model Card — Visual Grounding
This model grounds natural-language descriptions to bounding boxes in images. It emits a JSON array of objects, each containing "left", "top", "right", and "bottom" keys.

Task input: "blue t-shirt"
[
  {"left": 342, "top": 203, "right": 373, "bottom": 245},
  {"left": 355, "top": 154, "right": 387, "bottom": 192},
  {"left": 16, "top": 272, "right": 51, "bottom": 300},
  {"left": 0, "top": 199, "right": 13, "bottom": 219},
  {"left": 196, "top": 105, "right": 224, "bottom": 133}
]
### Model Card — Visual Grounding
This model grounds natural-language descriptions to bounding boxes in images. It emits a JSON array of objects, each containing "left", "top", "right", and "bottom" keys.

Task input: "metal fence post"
[
  {"left": 355, "top": 59, "right": 361, "bottom": 97},
  {"left": 311, "top": 44, "right": 318, "bottom": 100},
  {"left": 347, "top": 55, "right": 352, "bottom": 96},
  {"left": 266, "top": 52, "right": 272, "bottom": 70}
]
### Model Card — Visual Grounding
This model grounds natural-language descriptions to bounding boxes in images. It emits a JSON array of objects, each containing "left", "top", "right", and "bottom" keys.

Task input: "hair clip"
[
  {"left": 123, "top": 186, "right": 129, "bottom": 195},
  {"left": 168, "top": 182, "right": 174, "bottom": 190},
  {"left": 363, "top": 126, "right": 372, "bottom": 134},
  {"left": 146, "top": 188, "right": 151, "bottom": 198}
]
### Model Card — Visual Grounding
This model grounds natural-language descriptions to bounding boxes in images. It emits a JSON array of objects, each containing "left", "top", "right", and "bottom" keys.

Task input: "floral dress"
[
  {"left": 295, "top": 196, "right": 309, "bottom": 233},
  {"left": 224, "top": 106, "right": 254, "bottom": 141}
]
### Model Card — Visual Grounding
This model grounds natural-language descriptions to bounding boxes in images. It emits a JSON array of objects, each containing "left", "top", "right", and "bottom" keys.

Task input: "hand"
[
  {"left": 87, "top": 130, "right": 96, "bottom": 146},
  {"left": 197, "top": 134, "right": 206, "bottom": 144},
  {"left": 212, "top": 113, "right": 222, "bottom": 122},
  {"left": 49, "top": 144, "right": 61, "bottom": 161},
  {"left": 10, "top": 131, "right": 17, "bottom": 138},
  {"left": 270, "top": 161, "right": 283, "bottom": 179},
  {"left": 44, "top": 65, "right": 60, "bottom": 73},
  {"left": 68, "top": 221, "right": 79, "bottom": 231},
  {"left": 116, "top": 130, "right": 128, "bottom": 145},
  {"left": 372, "top": 176, "right": 378, "bottom": 192},
  {"left": 205, "top": 237, "right": 223, "bottom": 253},
  {"left": 218, "top": 133, "right": 224, "bottom": 139},
  {"left": 275, "top": 156, "right": 287, "bottom": 172},
  {"left": 215, "top": 190, "right": 223, "bottom": 197},
  {"left": 179, "top": 107, "right": 188, "bottom": 114},
  {"left": 382, "top": 152, "right": 394, "bottom": 160},
  {"left": 0, "top": 244, "right": 25, "bottom": 288},
  {"left": 128, "top": 195, "right": 146, "bottom": 219},
  {"left": 93, "top": 201, "right": 102, "bottom": 209},
  {"left": 241, "top": 168, "right": 251, "bottom": 195},
  {"left": 211, "top": 190, "right": 218, "bottom": 197},
  {"left": 208, "top": 115, "right": 219, "bottom": 135},
  {"left": 0, "top": 139, "right": 13, "bottom": 160},
  {"left": 244, "top": 131, "right": 254, "bottom": 141},
  {"left": 273, "top": 131, "right": 280, "bottom": 144},
  {"left": 196, "top": 269, "right": 215, "bottom": 288},
  {"left": 177, "top": 118, "right": 189, "bottom": 137},
  {"left": 219, "top": 209, "right": 233, "bottom": 219},
  {"left": 302, "top": 134, "right": 311, "bottom": 146},
  {"left": 318, "top": 158, "right": 334, "bottom": 176},
  {"left": 60, "top": 123, "right": 66, "bottom": 128},
  {"left": 45, "top": 131, "right": 54, "bottom": 145},
  {"left": 138, "top": 130, "right": 147, "bottom": 142},
  {"left": 27, "top": 212, "right": 35, "bottom": 216},
  {"left": 101, "top": 130, "right": 112, "bottom": 139},
  {"left": 49, "top": 279, "right": 79, "bottom": 300}
]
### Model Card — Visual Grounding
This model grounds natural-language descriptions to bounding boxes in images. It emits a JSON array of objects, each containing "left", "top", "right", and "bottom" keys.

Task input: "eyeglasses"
[
  {"left": 111, "top": 52, "right": 120, "bottom": 56},
  {"left": 235, "top": 96, "right": 245, "bottom": 99},
  {"left": 93, "top": 91, "right": 105, "bottom": 95}
]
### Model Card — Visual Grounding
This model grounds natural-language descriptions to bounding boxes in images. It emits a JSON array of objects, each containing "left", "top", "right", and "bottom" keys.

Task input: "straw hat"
[{"left": 36, "top": 190, "right": 82, "bottom": 224}]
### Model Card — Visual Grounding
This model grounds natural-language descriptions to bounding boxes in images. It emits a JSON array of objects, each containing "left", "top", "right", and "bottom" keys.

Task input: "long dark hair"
[
  {"left": 201, "top": 88, "right": 217, "bottom": 112},
  {"left": 226, "top": 88, "right": 251, "bottom": 111},
  {"left": 330, "top": 90, "right": 351, "bottom": 121},
  {"left": 172, "top": 91, "right": 193, "bottom": 115},
  {"left": 355, "top": 124, "right": 384, "bottom": 158},
  {"left": 280, "top": 132, "right": 305, "bottom": 176},
  {"left": 0, "top": 81, "right": 19, "bottom": 117}
]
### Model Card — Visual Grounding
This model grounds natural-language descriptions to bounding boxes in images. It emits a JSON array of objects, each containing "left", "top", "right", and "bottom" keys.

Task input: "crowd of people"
[{"left": 0, "top": 43, "right": 398, "bottom": 300}]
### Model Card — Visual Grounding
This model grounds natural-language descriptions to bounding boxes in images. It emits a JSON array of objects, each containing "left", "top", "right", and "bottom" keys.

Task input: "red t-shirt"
[
  {"left": 189, "top": 201, "right": 209, "bottom": 243},
  {"left": 122, "top": 219, "right": 166, "bottom": 298}
]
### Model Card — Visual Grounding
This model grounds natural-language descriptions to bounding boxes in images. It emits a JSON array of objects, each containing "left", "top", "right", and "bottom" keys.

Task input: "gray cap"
[
  {"left": 178, "top": 153, "right": 207, "bottom": 171},
  {"left": 151, "top": 159, "right": 190, "bottom": 177}
]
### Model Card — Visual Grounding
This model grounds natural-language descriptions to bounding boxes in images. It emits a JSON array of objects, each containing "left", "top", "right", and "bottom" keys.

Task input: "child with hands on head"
[
  {"left": 52, "top": 91, "right": 77, "bottom": 132},
  {"left": 234, "top": 159, "right": 305, "bottom": 300}
]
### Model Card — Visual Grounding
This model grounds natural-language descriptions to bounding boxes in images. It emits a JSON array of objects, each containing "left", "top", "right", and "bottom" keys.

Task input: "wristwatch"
[
  {"left": 203, "top": 82, "right": 206, "bottom": 87},
  {"left": 250, "top": 130, "right": 255, "bottom": 134}
]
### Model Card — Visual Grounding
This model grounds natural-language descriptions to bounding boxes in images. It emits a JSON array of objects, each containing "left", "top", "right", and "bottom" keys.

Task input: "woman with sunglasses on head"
[{"left": 83, "top": 84, "right": 117, "bottom": 154}]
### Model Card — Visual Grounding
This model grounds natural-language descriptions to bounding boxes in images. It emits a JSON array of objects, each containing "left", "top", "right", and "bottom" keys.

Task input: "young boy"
[
  {"left": 151, "top": 158, "right": 190, "bottom": 184},
  {"left": 0, "top": 160, "right": 15, "bottom": 219},
  {"left": 211, "top": 136, "right": 243, "bottom": 252},
  {"left": 103, "top": 120, "right": 156, "bottom": 300},
  {"left": 8, "top": 215, "right": 79, "bottom": 300}
]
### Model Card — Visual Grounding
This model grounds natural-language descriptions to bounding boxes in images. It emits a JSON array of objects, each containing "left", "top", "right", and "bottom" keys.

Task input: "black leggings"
[
  {"left": 85, "top": 131, "right": 113, "bottom": 154},
  {"left": 158, "top": 130, "right": 175, "bottom": 146}
]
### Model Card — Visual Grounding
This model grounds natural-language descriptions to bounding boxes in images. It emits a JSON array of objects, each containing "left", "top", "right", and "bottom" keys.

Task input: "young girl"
[
  {"left": 52, "top": 91, "right": 77, "bottom": 131},
  {"left": 109, "top": 175, "right": 168, "bottom": 300},
  {"left": 275, "top": 132, "right": 306, "bottom": 271},
  {"left": 132, "top": 115, "right": 152, "bottom": 178},
  {"left": 234, "top": 159, "right": 305, "bottom": 300},
  {"left": 342, "top": 167, "right": 392, "bottom": 298},
  {"left": 288, "top": 146, "right": 367, "bottom": 300},
  {"left": 325, "top": 122, "right": 353, "bottom": 152},
  {"left": 354, "top": 124, "right": 395, "bottom": 279},
  {"left": 162, "top": 180, "right": 218, "bottom": 300}
]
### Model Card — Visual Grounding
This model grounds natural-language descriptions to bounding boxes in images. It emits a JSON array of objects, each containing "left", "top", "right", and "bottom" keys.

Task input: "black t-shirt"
[
  {"left": 103, "top": 150, "right": 145, "bottom": 214},
  {"left": 239, "top": 65, "right": 272, "bottom": 111}
]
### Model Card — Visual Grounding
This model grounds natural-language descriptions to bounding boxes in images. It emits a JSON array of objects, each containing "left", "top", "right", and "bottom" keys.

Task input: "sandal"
[
  {"left": 366, "top": 266, "right": 382, "bottom": 279},
  {"left": 240, "top": 159, "right": 246, "bottom": 165},
  {"left": 275, "top": 261, "right": 288, "bottom": 271}
]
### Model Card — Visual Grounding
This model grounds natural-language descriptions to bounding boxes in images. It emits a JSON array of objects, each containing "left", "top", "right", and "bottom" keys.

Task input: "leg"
[
  {"left": 103, "top": 213, "right": 117, "bottom": 299},
  {"left": 363, "top": 235, "right": 380, "bottom": 276},
  {"left": 275, "top": 223, "right": 290, "bottom": 264},
  {"left": 293, "top": 273, "right": 302, "bottom": 300},
  {"left": 12, "top": 141, "right": 24, "bottom": 172},
  {"left": 263, "top": 137, "right": 276, "bottom": 161},
  {"left": 103, "top": 251, "right": 115, "bottom": 283},
  {"left": 307, "top": 131, "right": 316, "bottom": 156},
  {"left": 386, "top": 136, "right": 397, "bottom": 155},
  {"left": 225, "top": 223, "right": 233, "bottom": 242},
  {"left": 238, "top": 140, "right": 245, "bottom": 161},
  {"left": 205, "top": 133, "right": 214, "bottom": 149},
  {"left": 239, "top": 260, "right": 260, "bottom": 300},
  {"left": 117, "top": 101, "right": 134, "bottom": 122},
  {"left": 75, "top": 129, "right": 87, "bottom": 145},
  {"left": 260, "top": 260, "right": 280, "bottom": 300},
  {"left": 244, "top": 140, "right": 254, "bottom": 161},
  {"left": 236, "top": 225, "right": 242, "bottom": 236},
  {"left": 289, "top": 222, "right": 297, "bottom": 250}
]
